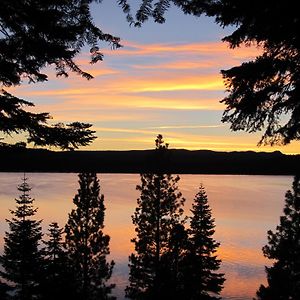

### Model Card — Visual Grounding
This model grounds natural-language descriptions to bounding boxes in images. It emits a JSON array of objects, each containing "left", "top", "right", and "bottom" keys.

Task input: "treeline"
[
  {"left": 0, "top": 136, "right": 300, "bottom": 299},
  {"left": 1, "top": 145, "right": 300, "bottom": 175},
  {"left": 0, "top": 173, "right": 114, "bottom": 300},
  {"left": 0, "top": 174, "right": 226, "bottom": 300}
]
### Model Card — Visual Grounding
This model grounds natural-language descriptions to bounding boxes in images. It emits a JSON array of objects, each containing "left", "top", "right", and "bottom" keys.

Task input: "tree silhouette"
[
  {"left": 256, "top": 175, "right": 300, "bottom": 299},
  {"left": 40, "top": 222, "right": 77, "bottom": 300},
  {"left": 0, "top": 90, "right": 96, "bottom": 150},
  {"left": 0, "top": 280, "right": 12, "bottom": 300},
  {"left": 121, "top": 0, "right": 300, "bottom": 145},
  {"left": 0, "top": 0, "right": 122, "bottom": 148},
  {"left": 126, "top": 136, "right": 186, "bottom": 299},
  {"left": 0, "top": 175, "right": 43, "bottom": 300},
  {"left": 183, "top": 184, "right": 225, "bottom": 300},
  {"left": 65, "top": 173, "right": 115, "bottom": 300},
  {"left": 162, "top": 223, "right": 188, "bottom": 299}
]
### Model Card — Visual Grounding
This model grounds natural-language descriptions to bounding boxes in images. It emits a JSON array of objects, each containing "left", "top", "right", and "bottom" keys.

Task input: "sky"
[{"left": 7, "top": 1, "right": 300, "bottom": 153}]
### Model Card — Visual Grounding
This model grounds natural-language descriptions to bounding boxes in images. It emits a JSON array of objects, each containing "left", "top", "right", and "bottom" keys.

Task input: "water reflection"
[{"left": 0, "top": 173, "right": 292, "bottom": 299}]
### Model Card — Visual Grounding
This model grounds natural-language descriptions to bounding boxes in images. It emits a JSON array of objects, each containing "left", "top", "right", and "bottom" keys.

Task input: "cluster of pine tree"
[
  {"left": 126, "top": 136, "right": 300, "bottom": 299},
  {"left": 0, "top": 173, "right": 114, "bottom": 300},
  {"left": 126, "top": 135, "right": 225, "bottom": 300}
]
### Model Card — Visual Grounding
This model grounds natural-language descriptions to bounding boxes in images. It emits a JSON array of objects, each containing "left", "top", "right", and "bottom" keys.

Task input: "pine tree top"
[{"left": 10, "top": 174, "right": 38, "bottom": 220}]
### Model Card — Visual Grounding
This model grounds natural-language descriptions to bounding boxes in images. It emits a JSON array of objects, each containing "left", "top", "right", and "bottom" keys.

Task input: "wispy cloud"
[
  {"left": 102, "top": 41, "right": 260, "bottom": 59},
  {"left": 147, "top": 124, "right": 225, "bottom": 129},
  {"left": 7, "top": 39, "right": 298, "bottom": 153}
]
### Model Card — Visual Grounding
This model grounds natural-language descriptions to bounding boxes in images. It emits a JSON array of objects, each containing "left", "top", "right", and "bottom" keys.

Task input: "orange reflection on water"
[
  {"left": 0, "top": 173, "right": 292, "bottom": 300},
  {"left": 217, "top": 244, "right": 269, "bottom": 298}
]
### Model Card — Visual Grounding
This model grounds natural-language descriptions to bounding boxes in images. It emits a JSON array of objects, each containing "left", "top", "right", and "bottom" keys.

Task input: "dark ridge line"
[{"left": 0, "top": 148, "right": 299, "bottom": 175}]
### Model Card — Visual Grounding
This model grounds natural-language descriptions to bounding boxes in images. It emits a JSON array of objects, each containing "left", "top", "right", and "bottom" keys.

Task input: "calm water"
[{"left": 0, "top": 173, "right": 292, "bottom": 299}]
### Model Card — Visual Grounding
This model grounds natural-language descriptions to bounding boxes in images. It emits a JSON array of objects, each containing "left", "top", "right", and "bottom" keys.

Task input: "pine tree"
[
  {"left": 126, "top": 135, "right": 186, "bottom": 299},
  {"left": 0, "top": 175, "right": 43, "bottom": 300},
  {"left": 256, "top": 176, "right": 300, "bottom": 299},
  {"left": 40, "top": 222, "right": 76, "bottom": 300},
  {"left": 43, "top": 222, "right": 65, "bottom": 266},
  {"left": 65, "top": 173, "right": 115, "bottom": 300},
  {"left": 183, "top": 184, "right": 225, "bottom": 300}
]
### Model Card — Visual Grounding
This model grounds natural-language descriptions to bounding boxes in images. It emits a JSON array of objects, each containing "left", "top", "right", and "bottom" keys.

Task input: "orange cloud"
[
  {"left": 6, "top": 38, "right": 299, "bottom": 154},
  {"left": 148, "top": 124, "right": 226, "bottom": 129},
  {"left": 16, "top": 74, "right": 225, "bottom": 98},
  {"left": 102, "top": 40, "right": 261, "bottom": 59},
  {"left": 133, "top": 60, "right": 220, "bottom": 70}
]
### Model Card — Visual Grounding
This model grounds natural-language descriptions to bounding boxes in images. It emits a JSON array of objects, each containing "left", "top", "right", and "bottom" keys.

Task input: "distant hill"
[{"left": 0, "top": 147, "right": 299, "bottom": 174}]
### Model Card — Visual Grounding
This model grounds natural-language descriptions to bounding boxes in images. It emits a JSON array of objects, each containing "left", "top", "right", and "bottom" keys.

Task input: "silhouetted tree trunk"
[
  {"left": 256, "top": 176, "right": 300, "bottom": 299},
  {"left": 65, "top": 173, "right": 115, "bottom": 300},
  {"left": 0, "top": 175, "right": 43, "bottom": 300}
]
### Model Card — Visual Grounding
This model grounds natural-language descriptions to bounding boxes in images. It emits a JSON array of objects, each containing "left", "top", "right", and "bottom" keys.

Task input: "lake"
[{"left": 0, "top": 173, "right": 292, "bottom": 299}]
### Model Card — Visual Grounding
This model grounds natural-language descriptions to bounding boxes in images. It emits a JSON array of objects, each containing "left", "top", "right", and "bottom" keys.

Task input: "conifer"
[
  {"left": 183, "top": 184, "right": 225, "bottom": 300},
  {"left": 65, "top": 173, "right": 115, "bottom": 300},
  {"left": 41, "top": 222, "right": 76, "bottom": 300},
  {"left": 256, "top": 176, "right": 300, "bottom": 299},
  {"left": 0, "top": 175, "right": 43, "bottom": 300},
  {"left": 126, "top": 136, "right": 186, "bottom": 299}
]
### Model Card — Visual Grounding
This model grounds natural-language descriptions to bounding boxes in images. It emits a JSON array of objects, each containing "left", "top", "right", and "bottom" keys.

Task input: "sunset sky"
[{"left": 8, "top": 1, "right": 300, "bottom": 153}]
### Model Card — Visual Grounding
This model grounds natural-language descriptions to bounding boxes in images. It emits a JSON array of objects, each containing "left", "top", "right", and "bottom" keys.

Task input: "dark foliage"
[
  {"left": 65, "top": 173, "right": 115, "bottom": 300},
  {"left": 0, "top": 279, "right": 12, "bottom": 300},
  {"left": 0, "top": 90, "right": 96, "bottom": 150},
  {"left": 124, "top": 0, "right": 300, "bottom": 145},
  {"left": 256, "top": 176, "right": 300, "bottom": 299},
  {"left": 126, "top": 136, "right": 186, "bottom": 299},
  {"left": 0, "top": 175, "right": 43, "bottom": 300},
  {"left": 0, "top": 0, "right": 121, "bottom": 86},
  {"left": 215, "top": 1, "right": 300, "bottom": 146},
  {"left": 0, "top": 0, "right": 122, "bottom": 149},
  {"left": 182, "top": 184, "right": 225, "bottom": 299},
  {"left": 161, "top": 223, "right": 188, "bottom": 299},
  {"left": 40, "top": 222, "right": 77, "bottom": 300}
]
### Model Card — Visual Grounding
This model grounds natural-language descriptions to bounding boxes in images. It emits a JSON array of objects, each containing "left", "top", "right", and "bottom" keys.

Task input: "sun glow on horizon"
[{"left": 5, "top": 38, "right": 300, "bottom": 153}]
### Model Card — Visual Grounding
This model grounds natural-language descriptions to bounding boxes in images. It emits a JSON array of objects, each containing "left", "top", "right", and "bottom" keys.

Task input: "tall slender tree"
[
  {"left": 65, "top": 173, "right": 115, "bottom": 300},
  {"left": 0, "top": 175, "right": 43, "bottom": 300},
  {"left": 126, "top": 135, "right": 186, "bottom": 299},
  {"left": 183, "top": 184, "right": 225, "bottom": 300},
  {"left": 256, "top": 176, "right": 300, "bottom": 299}
]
